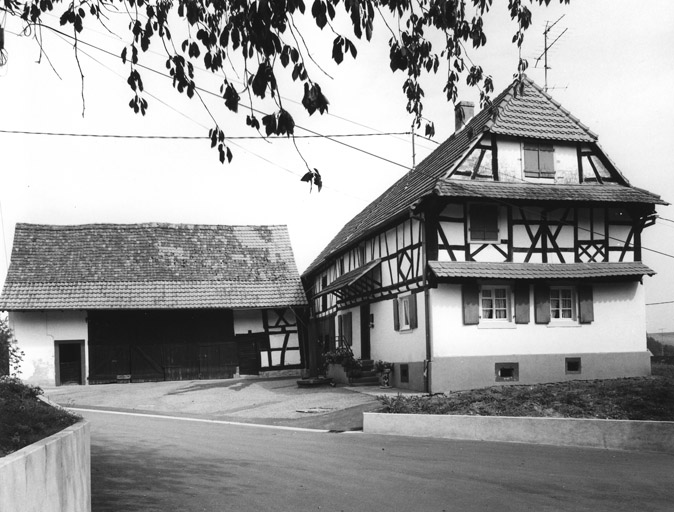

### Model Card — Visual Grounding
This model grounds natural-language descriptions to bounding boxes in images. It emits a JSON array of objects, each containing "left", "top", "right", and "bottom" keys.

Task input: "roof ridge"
[{"left": 15, "top": 222, "right": 290, "bottom": 231}]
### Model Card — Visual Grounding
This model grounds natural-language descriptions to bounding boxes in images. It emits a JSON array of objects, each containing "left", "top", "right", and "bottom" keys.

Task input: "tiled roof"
[
  {"left": 302, "top": 76, "right": 659, "bottom": 277},
  {"left": 433, "top": 181, "right": 667, "bottom": 205},
  {"left": 0, "top": 223, "right": 308, "bottom": 310},
  {"left": 428, "top": 261, "right": 655, "bottom": 280},
  {"left": 316, "top": 259, "right": 381, "bottom": 297},
  {"left": 486, "top": 78, "right": 597, "bottom": 142}
]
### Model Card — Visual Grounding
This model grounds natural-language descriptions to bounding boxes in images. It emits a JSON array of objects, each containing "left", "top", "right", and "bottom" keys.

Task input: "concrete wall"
[
  {"left": 430, "top": 351, "right": 651, "bottom": 392},
  {"left": 0, "top": 420, "right": 91, "bottom": 512},
  {"left": 363, "top": 413, "right": 674, "bottom": 454},
  {"left": 9, "top": 311, "right": 88, "bottom": 387}
]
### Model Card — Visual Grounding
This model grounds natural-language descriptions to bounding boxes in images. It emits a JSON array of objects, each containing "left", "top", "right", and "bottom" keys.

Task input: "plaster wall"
[
  {"left": 430, "top": 281, "right": 646, "bottom": 358},
  {"left": 233, "top": 309, "right": 264, "bottom": 334},
  {"left": 369, "top": 293, "right": 426, "bottom": 363},
  {"left": 497, "top": 139, "right": 578, "bottom": 184},
  {"left": 9, "top": 311, "right": 88, "bottom": 386}
]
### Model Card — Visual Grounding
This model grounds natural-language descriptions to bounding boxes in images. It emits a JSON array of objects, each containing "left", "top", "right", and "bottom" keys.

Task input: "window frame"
[
  {"left": 523, "top": 142, "right": 555, "bottom": 179},
  {"left": 549, "top": 286, "right": 577, "bottom": 322},
  {"left": 393, "top": 294, "right": 418, "bottom": 332},
  {"left": 468, "top": 203, "right": 500, "bottom": 243},
  {"left": 479, "top": 285, "right": 512, "bottom": 322}
]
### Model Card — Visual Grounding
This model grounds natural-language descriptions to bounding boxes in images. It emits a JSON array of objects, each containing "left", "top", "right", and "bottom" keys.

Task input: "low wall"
[
  {"left": 0, "top": 420, "right": 91, "bottom": 512},
  {"left": 363, "top": 413, "right": 674, "bottom": 453}
]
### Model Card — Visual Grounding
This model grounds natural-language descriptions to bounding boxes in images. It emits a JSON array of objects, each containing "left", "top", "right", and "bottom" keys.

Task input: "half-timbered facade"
[
  {"left": 303, "top": 76, "right": 666, "bottom": 392},
  {"left": 0, "top": 223, "right": 308, "bottom": 386}
]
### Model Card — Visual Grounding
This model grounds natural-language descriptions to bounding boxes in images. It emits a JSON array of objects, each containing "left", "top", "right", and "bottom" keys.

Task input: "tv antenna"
[{"left": 535, "top": 15, "right": 567, "bottom": 92}]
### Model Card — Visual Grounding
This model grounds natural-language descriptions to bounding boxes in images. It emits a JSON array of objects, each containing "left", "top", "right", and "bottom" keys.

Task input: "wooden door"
[
  {"left": 199, "top": 342, "right": 238, "bottom": 379},
  {"left": 55, "top": 341, "right": 84, "bottom": 386}
]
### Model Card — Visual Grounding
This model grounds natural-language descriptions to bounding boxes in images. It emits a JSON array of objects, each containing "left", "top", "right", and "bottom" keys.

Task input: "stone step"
[{"left": 348, "top": 375, "right": 380, "bottom": 386}]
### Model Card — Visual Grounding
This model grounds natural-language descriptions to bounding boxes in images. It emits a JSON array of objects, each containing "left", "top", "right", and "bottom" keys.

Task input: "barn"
[{"left": 0, "top": 223, "right": 308, "bottom": 386}]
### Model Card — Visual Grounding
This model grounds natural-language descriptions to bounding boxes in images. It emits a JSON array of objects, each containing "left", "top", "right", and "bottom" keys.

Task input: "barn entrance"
[
  {"left": 87, "top": 310, "right": 241, "bottom": 384},
  {"left": 55, "top": 340, "right": 85, "bottom": 386}
]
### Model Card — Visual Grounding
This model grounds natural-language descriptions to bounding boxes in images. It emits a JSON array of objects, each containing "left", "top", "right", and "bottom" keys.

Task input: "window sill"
[
  {"left": 547, "top": 321, "right": 581, "bottom": 328},
  {"left": 478, "top": 322, "right": 516, "bottom": 329}
]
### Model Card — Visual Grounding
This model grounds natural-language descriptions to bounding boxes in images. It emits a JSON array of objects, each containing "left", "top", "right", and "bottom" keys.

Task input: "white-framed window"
[
  {"left": 480, "top": 286, "right": 510, "bottom": 321},
  {"left": 469, "top": 204, "right": 499, "bottom": 242},
  {"left": 523, "top": 143, "right": 555, "bottom": 178},
  {"left": 550, "top": 287, "right": 577, "bottom": 321},
  {"left": 393, "top": 294, "right": 418, "bottom": 332}
]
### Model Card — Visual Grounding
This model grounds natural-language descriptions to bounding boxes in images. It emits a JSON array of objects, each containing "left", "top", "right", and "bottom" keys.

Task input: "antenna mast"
[{"left": 535, "top": 15, "right": 567, "bottom": 92}]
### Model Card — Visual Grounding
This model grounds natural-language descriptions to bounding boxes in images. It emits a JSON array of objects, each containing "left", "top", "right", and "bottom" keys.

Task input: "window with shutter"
[
  {"left": 523, "top": 143, "right": 555, "bottom": 178},
  {"left": 462, "top": 283, "right": 480, "bottom": 325},
  {"left": 578, "top": 286, "right": 594, "bottom": 324},
  {"left": 480, "top": 286, "right": 511, "bottom": 321},
  {"left": 469, "top": 204, "right": 499, "bottom": 242},
  {"left": 395, "top": 294, "right": 418, "bottom": 331},
  {"left": 534, "top": 284, "right": 551, "bottom": 324}
]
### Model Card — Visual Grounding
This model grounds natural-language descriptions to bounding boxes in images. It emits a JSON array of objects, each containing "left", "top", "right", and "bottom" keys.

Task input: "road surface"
[{"left": 84, "top": 410, "right": 674, "bottom": 512}]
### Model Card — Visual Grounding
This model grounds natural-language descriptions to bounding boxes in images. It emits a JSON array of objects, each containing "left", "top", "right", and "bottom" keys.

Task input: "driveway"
[{"left": 44, "top": 377, "right": 396, "bottom": 430}]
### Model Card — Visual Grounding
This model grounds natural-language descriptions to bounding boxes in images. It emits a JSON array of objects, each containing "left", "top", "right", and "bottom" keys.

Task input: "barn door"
[
  {"left": 199, "top": 343, "right": 238, "bottom": 379},
  {"left": 235, "top": 333, "right": 266, "bottom": 375}
]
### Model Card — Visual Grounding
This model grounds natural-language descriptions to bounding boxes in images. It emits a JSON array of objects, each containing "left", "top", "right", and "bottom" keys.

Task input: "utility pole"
[{"left": 535, "top": 16, "right": 567, "bottom": 92}]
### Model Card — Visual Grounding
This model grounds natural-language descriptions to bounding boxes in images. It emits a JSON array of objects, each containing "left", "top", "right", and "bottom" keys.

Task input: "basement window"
[
  {"left": 495, "top": 362, "right": 519, "bottom": 382},
  {"left": 565, "top": 357, "right": 582, "bottom": 374}
]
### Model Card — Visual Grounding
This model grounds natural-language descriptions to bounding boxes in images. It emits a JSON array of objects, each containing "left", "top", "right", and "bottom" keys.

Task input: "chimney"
[{"left": 454, "top": 101, "right": 474, "bottom": 132}]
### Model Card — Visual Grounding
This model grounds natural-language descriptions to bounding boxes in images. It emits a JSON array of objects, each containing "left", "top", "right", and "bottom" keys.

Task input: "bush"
[
  {"left": 0, "top": 377, "right": 80, "bottom": 457},
  {"left": 0, "top": 316, "right": 23, "bottom": 377}
]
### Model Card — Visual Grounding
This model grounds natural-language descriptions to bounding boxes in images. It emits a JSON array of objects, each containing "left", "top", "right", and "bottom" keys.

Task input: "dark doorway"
[
  {"left": 235, "top": 333, "right": 267, "bottom": 375},
  {"left": 55, "top": 340, "right": 85, "bottom": 386},
  {"left": 360, "top": 304, "right": 371, "bottom": 360}
]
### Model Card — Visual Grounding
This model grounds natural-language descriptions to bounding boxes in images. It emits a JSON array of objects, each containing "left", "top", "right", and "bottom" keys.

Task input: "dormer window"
[{"left": 524, "top": 143, "right": 555, "bottom": 178}]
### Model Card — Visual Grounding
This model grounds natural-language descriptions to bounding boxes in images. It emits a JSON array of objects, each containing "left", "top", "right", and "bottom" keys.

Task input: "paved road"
[{"left": 84, "top": 410, "right": 674, "bottom": 512}]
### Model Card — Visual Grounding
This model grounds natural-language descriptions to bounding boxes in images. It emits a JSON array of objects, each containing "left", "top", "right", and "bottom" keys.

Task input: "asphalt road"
[{"left": 84, "top": 410, "right": 674, "bottom": 512}]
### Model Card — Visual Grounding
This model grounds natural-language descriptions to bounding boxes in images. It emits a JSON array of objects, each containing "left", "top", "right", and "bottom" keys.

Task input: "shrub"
[
  {"left": 0, "top": 316, "right": 23, "bottom": 377},
  {"left": 0, "top": 377, "right": 80, "bottom": 457}
]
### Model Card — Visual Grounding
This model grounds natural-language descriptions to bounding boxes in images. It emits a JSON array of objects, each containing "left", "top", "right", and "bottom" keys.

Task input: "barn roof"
[
  {"left": 302, "top": 76, "right": 663, "bottom": 277},
  {"left": 0, "top": 223, "right": 308, "bottom": 310}
]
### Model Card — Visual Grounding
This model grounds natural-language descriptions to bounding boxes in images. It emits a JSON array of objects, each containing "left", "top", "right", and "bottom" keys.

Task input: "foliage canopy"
[{"left": 1, "top": 0, "right": 569, "bottom": 174}]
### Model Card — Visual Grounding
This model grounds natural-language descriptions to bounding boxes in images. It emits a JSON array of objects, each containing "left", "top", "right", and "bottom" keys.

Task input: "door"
[
  {"left": 236, "top": 333, "right": 266, "bottom": 375},
  {"left": 199, "top": 342, "right": 238, "bottom": 379},
  {"left": 360, "top": 304, "right": 371, "bottom": 360},
  {"left": 55, "top": 340, "right": 85, "bottom": 386}
]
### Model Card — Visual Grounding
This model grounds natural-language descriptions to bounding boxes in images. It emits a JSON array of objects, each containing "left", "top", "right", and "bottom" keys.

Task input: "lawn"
[
  {"left": 379, "top": 362, "right": 674, "bottom": 421},
  {"left": 0, "top": 377, "right": 80, "bottom": 457}
]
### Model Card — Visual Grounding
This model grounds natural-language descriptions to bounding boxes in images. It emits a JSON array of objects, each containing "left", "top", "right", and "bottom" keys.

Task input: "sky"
[{"left": 0, "top": 1, "right": 673, "bottom": 331}]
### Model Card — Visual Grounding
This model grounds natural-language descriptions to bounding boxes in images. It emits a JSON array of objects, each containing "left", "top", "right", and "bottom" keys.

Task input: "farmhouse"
[
  {"left": 303, "top": 76, "right": 667, "bottom": 392},
  {"left": 0, "top": 223, "right": 308, "bottom": 386}
]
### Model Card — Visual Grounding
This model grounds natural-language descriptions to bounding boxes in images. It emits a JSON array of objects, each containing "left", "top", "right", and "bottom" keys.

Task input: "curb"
[{"left": 363, "top": 413, "right": 674, "bottom": 453}]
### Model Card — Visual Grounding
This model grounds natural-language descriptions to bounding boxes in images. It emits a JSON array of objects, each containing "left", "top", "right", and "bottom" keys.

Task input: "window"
[
  {"left": 550, "top": 287, "right": 576, "bottom": 320},
  {"left": 495, "top": 362, "right": 519, "bottom": 382},
  {"left": 524, "top": 143, "right": 555, "bottom": 178},
  {"left": 320, "top": 275, "right": 328, "bottom": 311},
  {"left": 400, "top": 364, "right": 409, "bottom": 383},
  {"left": 480, "top": 286, "right": 510, "bottom": 321},
  {"left": 565, "top": 357, "right": 582, "bottom": 374},
  {"left": 469, "top": 204, "right": 499, "bottom": 242},
  {"left": 393, "top": 294, "right": 418, "bottom": 331},
  {"left": 337, "top": 312, "right": 352, "bottom": 346}
]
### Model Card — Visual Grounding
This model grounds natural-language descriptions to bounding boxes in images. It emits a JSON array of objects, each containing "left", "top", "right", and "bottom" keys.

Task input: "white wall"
[
  {"left": 369, "top": 293, "right": 426, "bottom": 363},
  {"left": 233, "top": 309, "right": 264, "bottom": 334},
  {"left": 9, "top": 311, "right": 88, "bottom": 386},
  {"left": 430, "top": 281, "right": 646, "bottom": 358}
]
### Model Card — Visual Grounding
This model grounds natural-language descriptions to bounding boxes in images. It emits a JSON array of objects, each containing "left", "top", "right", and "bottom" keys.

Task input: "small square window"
[
  {"left": 566, "top": 357, "right": 582, "bottom": 374},
  {"left": 495, "top": 362, "right": 519, "bottom": 382}
]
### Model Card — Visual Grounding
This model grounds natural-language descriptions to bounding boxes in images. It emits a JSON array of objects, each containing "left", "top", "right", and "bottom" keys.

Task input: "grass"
[
  {"left": 378, "top": 363, "right": 674, "bottom": 421},
  {"left": 0, "top": 377, "right": 80, "bottom": 457}
]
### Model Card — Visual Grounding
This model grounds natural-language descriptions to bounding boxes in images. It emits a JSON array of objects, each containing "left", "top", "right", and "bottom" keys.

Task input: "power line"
[
  {"left": 646, "top": 300, "right": 674, "bottom": 306},
  {"left": 0, "top": 128, "right": 412, "bottom": 140}
]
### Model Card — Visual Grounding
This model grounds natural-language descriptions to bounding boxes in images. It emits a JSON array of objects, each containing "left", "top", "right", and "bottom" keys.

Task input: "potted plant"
[{"left": 375, "top": 360, "right": 394, "bottom": 388}]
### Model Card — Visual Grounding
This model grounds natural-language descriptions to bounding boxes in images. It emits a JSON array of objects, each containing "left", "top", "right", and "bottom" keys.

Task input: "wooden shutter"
[
  {"left": 534, "top": 284, "right": 551, "bottom": 324},
  {"left": 578, "top": 285, "right": 594, "bottom": 324},
  {"left": 514, "top": 283, "right": 530, "bottom": 324},
  {"left": 393, "top": 298, "right": 400, "bottom": 331},
  {"left": 343, "top": 312, "right": 353, "bottom": 346},
  {"left": 409, "top": 294, "right": 418, "bottom": 329},
  {"left": 462, "top": 283, "right": 480, "bottom": 325},
  {"left": 337, "top": 314, "right": 343, "bottom": 344}
]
